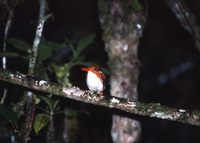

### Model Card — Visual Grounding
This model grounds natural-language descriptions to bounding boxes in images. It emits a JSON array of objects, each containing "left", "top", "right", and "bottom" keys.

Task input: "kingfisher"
[{"left": 81, "top": 65, "right": 106, "bottom": 97}]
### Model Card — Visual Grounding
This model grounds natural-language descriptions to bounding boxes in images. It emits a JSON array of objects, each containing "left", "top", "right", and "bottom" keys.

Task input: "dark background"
[{"left": 1, "top": 0, "right": 200, "bottom": 142}]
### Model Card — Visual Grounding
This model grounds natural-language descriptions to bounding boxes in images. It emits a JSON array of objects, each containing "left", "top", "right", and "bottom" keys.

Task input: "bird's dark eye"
[{"left": 93, "top": 68, "right": 96, "bottom": 71}]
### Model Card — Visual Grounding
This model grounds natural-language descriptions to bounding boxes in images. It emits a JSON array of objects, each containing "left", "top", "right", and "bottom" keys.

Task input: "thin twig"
[
  {"left": 0, "top": 88, "right": 7, "bottom": 104},
  {"left": 0, "top": 69, "right": 200, "bottom": 126},
  {"left": 164, "top": 0, "right": 200, "bottom": 51},
  {"left": 174, "top": 0, "right": 196, "bottom": 37},
  {"left": 2, "top": 10, "right": 13, "bottom": 67},
  {"left": 24, "top": 0, "right": 50, "bottom": 142},
  {"left": 24, "top": 93, "right": 36, "bottom": 143},
  {"left": 1, "top": 0, "right": 13, "bottom": 105},
  {"left": 28, "top": 0, "right": 50, "bottom": 76},
  {"left": 2, "top": 0, "right": 13, "bottom": 69},
  {"left": 175, "top": 0, "right": 200, "bottom": 51}
]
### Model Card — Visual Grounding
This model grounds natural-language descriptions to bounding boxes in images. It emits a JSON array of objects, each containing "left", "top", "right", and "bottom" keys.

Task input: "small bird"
[{"left": 81, "top": 65, "right": 106, "bottom": 97}]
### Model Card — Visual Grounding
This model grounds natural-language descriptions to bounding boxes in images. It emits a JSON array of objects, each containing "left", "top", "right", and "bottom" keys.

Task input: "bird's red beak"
[{"left": 81, "top": 68, "right": 91, "bottom": 71}]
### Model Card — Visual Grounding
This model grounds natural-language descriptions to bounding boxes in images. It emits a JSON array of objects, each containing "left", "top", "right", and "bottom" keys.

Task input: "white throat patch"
[{"left": 86, "top": 71, "right": 103, "bottom": 93}]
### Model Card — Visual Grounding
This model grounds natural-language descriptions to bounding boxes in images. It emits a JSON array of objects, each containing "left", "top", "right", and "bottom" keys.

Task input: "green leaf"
[
  {"left": 33, "top": 114, "right": 50, "bottom": 134},
  {"left": 65, "top": 38, "right": 76, "bottom": 55},
  {"left": 52, "top": 41, "right": 67, "bottom": 51},
  {"left": 73, "top": 34, "right": 96, "bottom": 60},
  {"left": 38, "top": 95, "right": 52, "bottom": 110},
  {"left": 38, "top": 95, "right": 59, "bottom": 111},
  {"left": 52, "top": 100, "right": 59, "bottom": 111},
  {"left": 0, "top": 104, "right": 18, "bottom": 128},
  {"left": 35, "top": 64, "right": 50, "bottom": 81},
  {"left": 38, "top": 40, "right": 67, "bottom": 62},
  {"left": 72, "top": 61, "right": 96, "bottom": 67},
  {"left": 38, "top": 41, "right": 53, "bottom": 62},
  {"left": 35, "top": 97, "right": 41, "bottom": 104},
  {"left": 48, "top": 63, "right": 72, "bottom": 86},
  {"left": 7, "top": 38, "right": 31, "bottom": 51},
  {"left": 0, "top": 52, "right": 19, "bottom": 57},
  {"left": 0, "top": 52, "right": 27, "bottom": 59},
  {"left": 101, "top": 67, "right": 110, "bottom": 76}
]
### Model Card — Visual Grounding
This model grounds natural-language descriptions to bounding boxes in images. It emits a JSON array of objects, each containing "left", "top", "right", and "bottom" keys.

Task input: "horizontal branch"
[{"left": 0, "top": 68, "right": 200, "bottom": 126}]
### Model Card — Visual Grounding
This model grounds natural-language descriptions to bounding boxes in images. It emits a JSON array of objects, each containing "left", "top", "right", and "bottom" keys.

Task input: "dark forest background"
[{"left": 1, "top": 0, "right": 200, "bottom": 143}]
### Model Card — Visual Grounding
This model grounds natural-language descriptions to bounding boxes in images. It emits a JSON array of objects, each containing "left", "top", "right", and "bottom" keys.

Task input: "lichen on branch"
[{"left": 0, "top": 68, "right": 200, "bottom": 126}]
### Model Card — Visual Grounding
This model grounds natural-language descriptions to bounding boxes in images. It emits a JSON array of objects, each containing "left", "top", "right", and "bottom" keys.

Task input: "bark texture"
[
  {"left": 1, "top": 68, "right": 200, "bottom": 126},
  {"left": 98, "top": 0, "right": 146, "bottom": 142}
]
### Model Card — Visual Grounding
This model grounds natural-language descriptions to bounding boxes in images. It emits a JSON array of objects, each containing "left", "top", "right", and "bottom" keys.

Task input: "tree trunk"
[{"left": 98, "top": 0, "right": 146, "bottom": 142}]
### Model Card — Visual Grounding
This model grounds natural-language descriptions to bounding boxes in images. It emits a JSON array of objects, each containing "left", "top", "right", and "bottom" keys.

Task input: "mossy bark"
[
  {"left": 98, "top": 0, "right": 146, "bottom": 142},
  {"left": 1, "top": 69, "right": 200, "bottom": 126}
]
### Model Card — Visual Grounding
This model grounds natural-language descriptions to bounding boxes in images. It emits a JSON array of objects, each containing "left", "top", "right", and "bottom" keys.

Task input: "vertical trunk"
[{"left": 98, "top": 0, "right": 146, "bottom": 142}]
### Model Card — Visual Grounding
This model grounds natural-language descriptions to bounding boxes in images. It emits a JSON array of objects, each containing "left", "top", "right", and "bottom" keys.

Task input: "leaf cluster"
[{"left": 0, "top": 33, "right": 96, "bottom": 138}]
